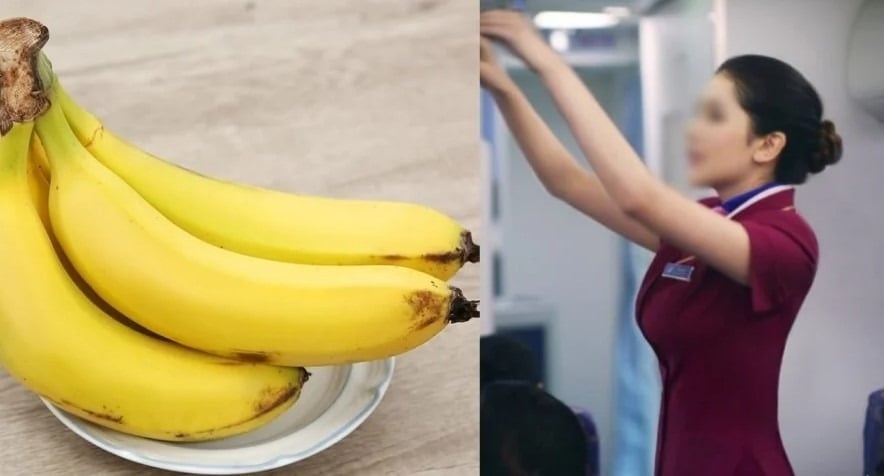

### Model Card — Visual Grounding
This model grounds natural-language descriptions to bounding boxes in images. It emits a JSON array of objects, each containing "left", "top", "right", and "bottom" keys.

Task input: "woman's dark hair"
[
  {"left": 480, "top": 334, "right": 541, "bottom": 389},
  {"left": 481, "top": 382, "right": 587, "bottom": 476},
  {"left": 717, "top": 54, "right": 842, "bottom": 184}
]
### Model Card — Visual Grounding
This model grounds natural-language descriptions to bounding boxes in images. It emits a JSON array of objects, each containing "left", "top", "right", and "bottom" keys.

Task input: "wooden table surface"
[{"left": 0, "top": 1, "right": 479, "bottom": 474}]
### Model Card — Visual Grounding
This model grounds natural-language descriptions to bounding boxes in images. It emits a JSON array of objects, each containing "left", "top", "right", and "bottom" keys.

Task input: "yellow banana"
[
  {"left": 27, "top": 133, "right": 50, "bottom": 227},
  {"left": 35, "top": 89, "right": 479, "bottom": 367},
  {"left": 0, "top": 122, "right": 308, "bottom": 442},
  {"left": 29, "top": 133, "right": 171, "bottom": 338},
  {"left": 53, "top": 82, "right": 478, "bottom": 280}
]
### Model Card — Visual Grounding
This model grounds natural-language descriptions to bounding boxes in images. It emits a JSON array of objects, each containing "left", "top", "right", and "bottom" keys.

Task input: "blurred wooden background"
[{"left": 0, "top": 0, "right": 478, "bottom": 474}]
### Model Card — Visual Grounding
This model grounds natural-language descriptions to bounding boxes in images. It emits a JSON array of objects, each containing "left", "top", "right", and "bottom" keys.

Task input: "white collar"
[{"left": 726, "top": 185, "right": 795, "bottom": 219}]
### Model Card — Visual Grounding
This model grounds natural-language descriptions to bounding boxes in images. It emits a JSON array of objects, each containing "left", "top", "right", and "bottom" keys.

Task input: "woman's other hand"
[{"left": 480, "top": 10, "right": 558, "bottom": 73}]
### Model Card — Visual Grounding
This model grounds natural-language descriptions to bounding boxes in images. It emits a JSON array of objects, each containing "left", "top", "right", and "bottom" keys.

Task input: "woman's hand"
[
  {"left": 480, "top": 10, "right": 559, "bottom": 73},
  {"left": 480, "top": 37, "right": 513, "bottom": 95}
]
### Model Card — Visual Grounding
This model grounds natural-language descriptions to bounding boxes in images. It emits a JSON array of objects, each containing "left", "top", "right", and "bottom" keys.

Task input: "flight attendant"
[{"left": 480, "top": 10, "right": 842, "bottom": 476}]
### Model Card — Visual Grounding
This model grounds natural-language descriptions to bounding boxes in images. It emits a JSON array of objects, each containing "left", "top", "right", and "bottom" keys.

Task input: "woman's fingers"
[
  {"left": 481, "top": 9, "right": 556, "bottom": 73},
  {"left": 480, "top": 9, "right": 524, "bottom": 25},
  {"left": 479, "top": 24, "right": 509, "bottom": 41},
  {"left": 480, "top": 38, "right": 506, "bottom": 91},
  {"left": 480, "top": 37, "right": 495, "bottom": 64},
  {"left": 480, "top": 61, "right": 494, "bottom": 82},
  {"left": 479, "top": 37, "right": 494, "bottom": 63},
  {"left": 480, "top": 10, "right": 525, "bottom": 39}
]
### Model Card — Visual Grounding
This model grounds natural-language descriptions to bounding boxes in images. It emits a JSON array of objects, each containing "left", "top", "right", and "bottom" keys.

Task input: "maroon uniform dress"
[{"left": 636, "top": 186, "right": 818, "bottom": 476}]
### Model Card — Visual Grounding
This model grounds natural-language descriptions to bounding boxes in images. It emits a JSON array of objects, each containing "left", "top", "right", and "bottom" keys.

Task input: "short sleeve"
[
  {"left": 741, "top": 217, "right": 817, "bottom": 314},
  {"left": 660, "top": 196, "right": 721, "bottom": 250}
]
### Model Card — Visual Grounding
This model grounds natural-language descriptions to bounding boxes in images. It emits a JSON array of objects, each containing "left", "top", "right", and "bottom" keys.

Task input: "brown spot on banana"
[
  {"left": 53, "top": 398, "right": 124, "bottom": 424},
  {"left": 45, "top": 374, "right": 306, "bottom": 441},
  {"left": 214, "top": 360, "right": 247, "bottom": 366},
  {"left": 230, "top": 351, "right": 273, "bottom": 363},
  {"left": 165, "top": 380, "right": 306, "bottom": 441},
  {"left": 381, "top": 231, "right": 481, "bottom": 266},
  {"left": 406, "top": 286, "right": 480, "bottom": 330},
  {"left": 182, "top": 372, "right": 307, "bottom": 440},
  {"left": 83, "top": 124, "right": 103, "bottom": 148},
  {"left": 81, "top": 409, "right": 124, "bottom": 424},
  {"left": 406, "top": 290, "right": 447, "bottom": 330},
  {"left": 253, "top": 384, "right": 300, "bottom": 416}
]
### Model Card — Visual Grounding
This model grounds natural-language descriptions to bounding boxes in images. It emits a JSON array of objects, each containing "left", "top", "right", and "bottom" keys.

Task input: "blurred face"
[{"left": 686, "top": 74, "right": 761, "bottom": 189}]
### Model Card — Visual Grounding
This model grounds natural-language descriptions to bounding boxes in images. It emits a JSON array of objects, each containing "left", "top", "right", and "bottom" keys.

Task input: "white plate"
[{"left": 41, "top": 359, "right": 395, "bottom": 475}]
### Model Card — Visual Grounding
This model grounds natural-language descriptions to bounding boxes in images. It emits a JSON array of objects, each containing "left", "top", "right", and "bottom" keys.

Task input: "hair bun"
[{"left": 810, "top": 119, "right": 843, "bottom": 173}]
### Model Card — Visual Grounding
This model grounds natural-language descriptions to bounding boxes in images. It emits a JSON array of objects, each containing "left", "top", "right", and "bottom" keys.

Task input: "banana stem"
[
  {"left": 461, "top": 231, "right": 480, "bottom": 264},
  {"left": 448, "top": 287, "right": 480, "bottom": 323},
  {"left": 0, "top": 17, "right": 51, "bottom": 136}
]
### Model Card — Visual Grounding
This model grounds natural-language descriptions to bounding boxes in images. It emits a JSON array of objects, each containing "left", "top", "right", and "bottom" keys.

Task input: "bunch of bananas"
[{"left": 0, "top": 18, "right": 478, "bottom": 442}]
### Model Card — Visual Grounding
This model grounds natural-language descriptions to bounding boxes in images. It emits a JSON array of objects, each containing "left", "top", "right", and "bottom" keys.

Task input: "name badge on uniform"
[{"left": 662, "top": 262, "right": 694, "bottom": 282}]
